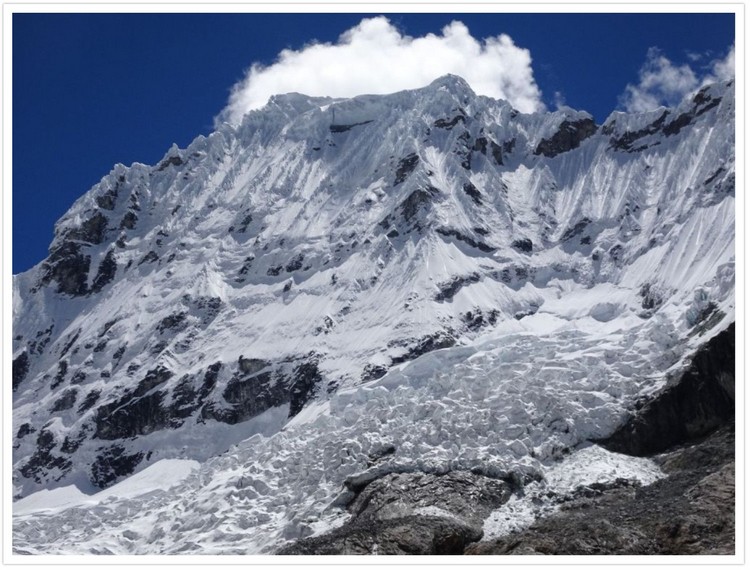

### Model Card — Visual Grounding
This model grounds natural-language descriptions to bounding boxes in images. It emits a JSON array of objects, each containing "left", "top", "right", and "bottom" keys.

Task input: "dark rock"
[
  {"left": 534, "top": 118, "right": 597, "bottom": 158},
  {"left": 94, "top": 366, "right": 174, "bottom": 440},
  {"left": 59, "top": 329, "right": 81, "bottom": 359},
  {"left": 90, "top": 250, "right": 117, "bottom": 294},
  {"left": 156, "top": 155, "right": 184, "bottom": 171},
  {"left": 95, "top": 189, "right": 118, "bottom": 210},
  {"left": 12, "top": 351, "right": 30, "bottom": 392},
  {"left": 207, "top": 370, "right": 286, "bottom": 424},
  {"left": 330, "top": 120, "right": 373, "bottom": 133},
  {"left": 511, "top": 238, "right": 533, "bottom": 253},
  {"left": 285, "top": 254, "right": 305, "bottom": 272},
  {"left": 662, "top": 112, "right": 693, "bottom": 136},
  {"left": 50, "top": 389, "right": 78, "bottom": 412},
  {"left": 400, "top": 187, "right": 438, "bottom": 222},
  {"left": 472, "top": 137, "right": 488, "bottom": 155},
  {"left": 435, "top": 272, "right": 481, "bottom": 302},
  {"left": 28, "top": 325, "right": 54, "bottom": 355},
  {"left": 267, "top": 265, "right": 283, "bottom": 276},
  {"left": 238, "top": 357, "right": 270, "bottom": 375},
  {"left": 394, "top": 153, "right": 419, "bottom": 185},
  {"left": 434, "top": 113, "right": 466, "bottom": 129},
  {"left": 119, "top": 210, "right": 138, "bottom": 230},
  {"left": 350, "top": 471, "right": 510, "bottom": 527},
  {"left": 436, "top": 228, "right": 494, "bottom": 253},
  {"left": 279, "top": 515, "right": 481, "bottom": 555},
  {"left": 560, "top": 217, "right": 591, "bottom": 242},
  {"left": 134, "top": 365, "right": 174, "bottom": 398},
  {"left": 51, "top": 360, "right": 69, "bottom": 389},
  {"left": 281, "top": 470, "right": 511, "bottom": 555},
  {"left": 138, "top": 251, "right": 159, "bottom": 266},
  {"left": 157, "top": 311, "right": 188, "bottom": 334},
  {"left": 63, "top": 212, "right": 108, "bottom": 245},
  {"left": 77, "top": 390, "right": 101, "bottom": 414},
  {"left": 90, "top": 444, "right": 144, "bottom": 488},
  {"left": 39, "top": 242, "right": 91, "bottom": 296},
  {"left": 361, "top": 364, "right": 388, "bottom": 382},
  {"left": 462, "top": 182, "right": 482, "bottom": 205},
  {"left": 16, "top": 423, "right": 35, "bottom": 439},
  {"left": 462, "top": 308, "right": 499, "bottom": 331},
  {"left": 600, "top": 323, "right": 734, "bottom": 456},
  {"left": 390, "top": 331, "right": 456, "bottom": 365},
  {"left": 608, "top": 110, "right": 668, "bottom": 152},
  {"left": 19, "top": 429, "right": 72, "bottom": 484},
  {"left": 288, "top": 362, "right": 322, "bottom": 417},
  {"left": 467, "top": 425, "right": 735, "bottom": 555}
]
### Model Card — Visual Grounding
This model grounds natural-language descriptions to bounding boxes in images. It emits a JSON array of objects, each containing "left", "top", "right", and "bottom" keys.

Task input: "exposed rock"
[
  {"left": 462, "top": 182, "right": 482, "bottom": 205},
  {"left": 288, "top": 362, "right": 322, "bottom": 417},
  {"left": 348, "top": 471, "right": 511, "bottom": 528},
  {"left": 90, "top": 444, "right": 145, "bottom": 488},
  {"left": 16, "top": 423, "right": 35, "bottom": 439},
  {"left": 394, "top": 153, "right": 419, "bottom": 185},
  {"left": 467, "top": 425, "right": 735, "bottom": 555},
  {"left": 280, "top": 469, "right": 512, "bottom": 555},
  {"left": 401, "top": 187, "right": 438, "bottom": 222},
  {"left": 93, "top": 366, "right": 174, "bottom": 440},
  {"left": 38, "top": 242, "right": 91, "bottom": 296},
  {"left": 390, "top": 331, "right": 456, "bottom": 365},
  {"left": 608, "top": 111, "right": 669, "bottom": 152},
  {"left": 138, "top": 251, "right": 159, "bottom": 266},
  {"left": 435, "top": 272, "right": 481, "bottom": 302},
  {"left": 63, "top": 212, "right": 108, "bottom": 245},
  {"left": 50, "top": 389, "right": 78, "bottom": 412},
  {"left": 77, "top": 390, "right": 101, "bottom": 414},
  {"left": 511, "top": 238, "right": 533, "bottom": 253},
  {"left": 436, "top": 227, "right": 494, "bottom": 253},
  {"left": 12, "top": 351, "right": 30, "bottom": 392},
  {"left": 238, "top": 357, "right": 269, "bottom": 375},
  {"left": 600, "top": 323, "right": 734, "bottom": 456},
  {"left": 534, "top": 118, "right": 597, "bottom": 158},
  {"left": 156, "top": 155, "right": 184, "bottom": 171},
  {"left": 330, "top": 120, "right": 373, "bottom": 133},
  {"left": 19, "top": 429, "right": 72, "bottom": 484},
  {"left": 280, "top": 515, "right": 481, "bottom": 555},
  {"left": 119, "top": 210, "right": 138, "bottom": 230},
  {"left": 560, "top": 217, "right": 592, "bottom": 242},
  {"left": 90, "top": 249, "right": 117, "bottom": 294},
  {"left": 157, "top": 312, "right": 188, "bottom": 334}
]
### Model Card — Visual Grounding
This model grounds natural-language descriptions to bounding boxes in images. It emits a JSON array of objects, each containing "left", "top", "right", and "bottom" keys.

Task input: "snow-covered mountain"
[{"left": 12, "top": 75, "right": 735, "bottom": 554}]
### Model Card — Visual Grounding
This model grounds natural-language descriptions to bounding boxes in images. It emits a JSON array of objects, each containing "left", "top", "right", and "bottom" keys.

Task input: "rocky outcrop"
[
  {"left": 600, "top": 323, "right": 734, "bottom": 456},
  {"left": 534, "top": 118, "right": 597, "bottom": 158},
  {"left": 279, "top": 470, "right": 512, "bottom": 555},
  {"left": 467, "top": 424, "right": 735, "bottom": 555}
]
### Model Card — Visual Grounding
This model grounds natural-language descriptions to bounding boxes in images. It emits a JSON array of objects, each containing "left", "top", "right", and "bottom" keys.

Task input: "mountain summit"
[{"left": 13, "top": 76, "right": 735, "bottom": 554}]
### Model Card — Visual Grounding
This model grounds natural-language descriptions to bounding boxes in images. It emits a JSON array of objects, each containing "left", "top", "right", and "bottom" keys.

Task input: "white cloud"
[
  {"left": 706, "top": 44, "right": 735, "bottom": 83},
  {"left": 620, "top": 45, "right": 734, "bottom": 113},
  {"left": 217, "top": 17, "right": 543, "bottom": 125}
]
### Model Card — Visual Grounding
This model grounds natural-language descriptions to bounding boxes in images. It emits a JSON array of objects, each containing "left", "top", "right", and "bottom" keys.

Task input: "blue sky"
[{"left": 12, "top": 12, "right": 735, "bottom": 273}]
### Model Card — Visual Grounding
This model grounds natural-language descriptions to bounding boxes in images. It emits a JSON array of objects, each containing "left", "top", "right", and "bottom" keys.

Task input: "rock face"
[
  {"left": 280, "top": 470, "right": 512, "bottom": 555},
  {"left": 600, "top": 323, "right": 734, "bottom": 456},
  {"left": 466, "top": 424, "right": 735, "bottom": 556}
]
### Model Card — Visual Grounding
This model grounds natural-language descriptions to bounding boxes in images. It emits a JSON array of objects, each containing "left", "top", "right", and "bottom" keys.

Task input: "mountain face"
[{"left": 12, "top": 75, "right": 735, "bottom": 554}]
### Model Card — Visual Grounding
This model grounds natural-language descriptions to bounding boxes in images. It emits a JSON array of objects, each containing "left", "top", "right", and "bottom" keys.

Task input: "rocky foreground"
[{"left": 281, "top": 325, "right": 735, "bottom": 555}]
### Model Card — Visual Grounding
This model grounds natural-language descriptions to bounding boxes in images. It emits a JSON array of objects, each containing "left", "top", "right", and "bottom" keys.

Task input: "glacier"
[{"left": 12, "top": 75, "right": 734, "bottom": 554}]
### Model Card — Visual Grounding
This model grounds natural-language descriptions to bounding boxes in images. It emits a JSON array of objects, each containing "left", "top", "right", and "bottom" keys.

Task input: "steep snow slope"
[{"left": 12, "top": 75, "right": 734, "bottom": 554}]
